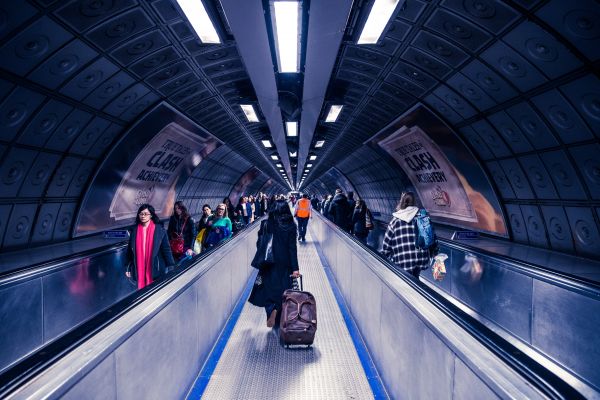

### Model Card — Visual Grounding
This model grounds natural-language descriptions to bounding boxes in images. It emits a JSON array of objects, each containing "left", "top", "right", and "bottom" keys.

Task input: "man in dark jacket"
[{"left": 329, "top": 189, "right": 351, "bottom": 231}]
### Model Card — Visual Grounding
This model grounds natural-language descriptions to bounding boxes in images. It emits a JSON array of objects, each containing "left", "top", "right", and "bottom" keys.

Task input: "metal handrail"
[{"left": 315, "top": 212, "right": 584, "bottom": 400}]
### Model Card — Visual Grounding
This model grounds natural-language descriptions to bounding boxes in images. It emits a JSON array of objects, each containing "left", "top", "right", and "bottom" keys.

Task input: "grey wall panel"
[
  {"left": 486, "top": 161, "right": 515, "bottom": 199},
  {"left": 87, "top": 123, "right": 123, "bottom": 158},
  {"left": 110, "top": 29, "right": 169, "bottom": 66},
  {"left": 0, "top": 87, "right": 45, "bottom": 142},
  {"left": 532, "top": 280, "right": 600, "bottom": 388},
  {"left": 2, "top": 203, "right": 38, "bottom": 248},
  {"left": 425, "top": 93, "right": 463, "bottom": 124},
  {"left": 447, "top": 73, "right": 496, "bottom": 111},
  {"left": 499, "top": 159, "right": 534, "bottom": 199},
  {"left": 532, "top": 90, "right": 594, "bottom": 144},
  {"left": 561, "top": 75, "right": 600, "bottom": 135},
  {"left": 471, "top": 120, "right": 511, "bottom": 158},
  {"left": 46, "top": 157, "right": 83, "bottom": 197},
  {"left": 518, "top": 155, "right": 558, "bottom": 199},
  {"left": 564, "top": 207, "right": 600, "bottom": 258},
  {"left": 481, "top": 41, "right": 547, "bottom": 92},
  {"left": 62, "top": 354, "right": 116, "bottom": 400},
  {"left": 0, "top": 16, "right": 72, "bottom": 75},
  {"left": 540, "top": 150, "right": 587, "bottom": 200},
  {"left": 115, "top": 288, "right": 199, "bottom": 400},
  {"left": 53, "top": 203, "right": 77, "bottom": 241},
  {"left": 60, "top": 58, "right": 120, "bottom": 101},
  {"left": 17, "top": 100, "right": 74, "bottom": 148},
  {"left": 31, "top": 203, "right": 61, "bottom": 244},
  {"left": 487, "top": 111, "right": 533, "bottom": 154},
  {"left": 453, "top": 358, "right": 500, "bottom": 400},
  {"left": 45, "top": 109, "right": 94, "bottom": 152},
  {"left": 66, "top": 159, "right": 96, "bottom": 198},
  {"left": 506, "top": 102, "right": 559, "bottom": 149},
  {"left": 56, "top": 0, "right": 137, "bottom": 32},
  {"left": 425, "top": 8, "right": 492, "bottom": 52},
  {"left": 28, "top": 40, "right": 98, "bottom": 90},
  {"left": 569, "top": 144, "right": 600, "bottom": 199},
  {"left": 0, "top": 147, "right": 39, "bottom": 197},
  {"left": 83, "top": 71, "right": 134, "bottom": 109},
  {"left": 69, "top": 117, "right": 111, "bottom": 155},
  {"left": 519, "top": 205, "right": 548, "bottom": 247},
  {"left": 502, "top": 21, "right": 581, "bottom": 79},
  {"left": 0, "top": 205, "right": 12, "bottom": 247},
  {"left": 540, "top": 206, "right": 575, "bottom": 253},
  {"left": 536, "top": 0, "right": 599, "bottom": 60},
  {"left": 461, "top": 59, "right": 517, "bottom": 103},
  {"left": 0, "top": 2, "right": 37, "bottom": 41},
  {"left": 433, "top": 85, "right": 477, "bottom": 118},
  {"left": 0, "top": 279, "right": 43, "bottom": 373},
  {"left": 104, "top": 83, "right": 151, "bottom": 117},
  {"left": 85, "top": 9, "right": 154, "bottom": 51}
]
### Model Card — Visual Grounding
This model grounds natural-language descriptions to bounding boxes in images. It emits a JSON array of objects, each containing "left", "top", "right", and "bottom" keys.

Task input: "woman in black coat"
[
  {"left": 352, "top": 199, "right": 372, "bottom": 244},
  {"left": 126, "top": 204, "right": 175, "bottom": 289},
  {"left": 248, "top": 200, "right": 300, "bottom": 327},
  {"left": 167, "top": 201, "right": 196, "bottom": 259}
]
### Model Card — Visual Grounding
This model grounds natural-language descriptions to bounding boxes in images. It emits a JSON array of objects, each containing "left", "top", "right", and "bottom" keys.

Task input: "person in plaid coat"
[{"left": 381, "top": 192, "right": 431, "bottom": 278}]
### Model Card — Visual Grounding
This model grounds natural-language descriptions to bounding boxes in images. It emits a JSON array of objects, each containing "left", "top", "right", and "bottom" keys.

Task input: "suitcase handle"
[{"left": 289, "top": 274, "right": 303, "bottom": 291}]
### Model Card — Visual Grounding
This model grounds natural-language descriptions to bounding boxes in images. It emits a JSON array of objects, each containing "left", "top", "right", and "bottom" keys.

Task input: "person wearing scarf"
[{"left": 126, "top": 204, "right": 175, "bottom": 289}]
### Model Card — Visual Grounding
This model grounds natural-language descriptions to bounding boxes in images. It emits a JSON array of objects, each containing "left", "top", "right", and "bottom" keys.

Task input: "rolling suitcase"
[{"left": 280, "top": 275, "right": 317, "bottom": 347}]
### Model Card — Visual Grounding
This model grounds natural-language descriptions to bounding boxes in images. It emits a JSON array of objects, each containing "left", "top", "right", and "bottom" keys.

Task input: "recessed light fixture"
[
  {"left": 325, "top": 105, "right": 343, "bottom": 122},
  {"left": 261, "top": 140, "right": 273, "bottom": 148},
  {"left": 176, "top": 0, "right": 221, "bottom": 44},
  {"left": 286, "top": 121, "right": 298, "bottom": 137},
  {"left": 307, "top": 163, "right": 313, "bottom": 168},
  {"left": 273, "top": 1, "right": 300, "bottom": 73},
  {"left": 276, "top": 163, "right": 282, "bottom": 167},
  {"left": 289, "top": 151, "right": 297, "bottom": 157},
  {"left": 315, "top": 140, "right": 325, "bottom": 148},
  {"left": 309, "top": 155, "right": 317, "bottom": 160},
  {"left": 357, "top": 0, "right": 402, "bottom": 45},
  {"left": 241, "top": 105, "right": 259, "bottom": 122},
  {"left": 271, "top": 155, "right": 279, "bottom": 160}
]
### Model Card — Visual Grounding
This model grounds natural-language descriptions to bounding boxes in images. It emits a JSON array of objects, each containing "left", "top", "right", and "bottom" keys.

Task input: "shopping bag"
[{"left": 431, "top": 253, "right": 448, "bottom": 281}]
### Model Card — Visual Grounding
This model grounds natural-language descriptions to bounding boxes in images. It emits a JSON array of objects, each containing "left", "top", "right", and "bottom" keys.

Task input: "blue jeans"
[{"left": 296, "top": 217, "right": 309, "bottom": 240}]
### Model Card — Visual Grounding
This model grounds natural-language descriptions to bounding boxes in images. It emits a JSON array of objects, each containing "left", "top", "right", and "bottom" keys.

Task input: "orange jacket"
[{"left": 295, "top": 198, "right": 311, "bottom": 218}]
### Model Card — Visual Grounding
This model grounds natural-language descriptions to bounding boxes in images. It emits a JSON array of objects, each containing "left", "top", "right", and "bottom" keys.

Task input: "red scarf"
[{"left": 136, "top": 220, "right": 156, "bottom": 289}]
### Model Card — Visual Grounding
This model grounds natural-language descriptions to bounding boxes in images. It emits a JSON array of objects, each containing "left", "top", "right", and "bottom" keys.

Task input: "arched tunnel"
[{"left": 0, "top": 0, "right": 598, "bottom": 399}]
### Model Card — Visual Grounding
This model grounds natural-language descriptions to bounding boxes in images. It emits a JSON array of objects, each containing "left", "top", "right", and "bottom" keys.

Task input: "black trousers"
[{"left": 296, "top": 217, "right": 309, "bottom": 240}]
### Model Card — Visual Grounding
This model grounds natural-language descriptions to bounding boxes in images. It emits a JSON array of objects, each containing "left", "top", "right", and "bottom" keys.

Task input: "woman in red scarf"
[{"left": 126, "top": 204, "right": 175, "bottom": 289}]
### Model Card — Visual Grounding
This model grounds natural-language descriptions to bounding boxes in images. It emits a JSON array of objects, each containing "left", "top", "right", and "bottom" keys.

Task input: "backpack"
[{"left": 414, "top": 209, "right": 436, "bottom": 249}]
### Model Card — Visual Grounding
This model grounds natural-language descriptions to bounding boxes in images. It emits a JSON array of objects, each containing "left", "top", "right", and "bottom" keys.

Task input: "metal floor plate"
[{"left": 199, "top": 230, "right": 375, "bottom": 399}]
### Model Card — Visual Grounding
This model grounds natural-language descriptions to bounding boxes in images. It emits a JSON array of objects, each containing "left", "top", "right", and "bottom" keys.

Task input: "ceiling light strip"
[
  {"left": 176, "top": 0, "right": 221, "bottom": 44},
  {"left": 357, "top": 0, "right": 403, "bottom": 45},
  {"left": 273, "top": 1, "right": 300, "bottom": 73}
]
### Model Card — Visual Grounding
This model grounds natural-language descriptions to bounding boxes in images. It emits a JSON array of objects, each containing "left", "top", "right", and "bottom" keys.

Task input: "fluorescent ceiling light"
[
  {"left": 261, "top": 140, "right": 272, "bottom": 148},
  {"left": 286, "top": 121, "right": 298, "bottom": 137},
  {"left": 276, "top": 163, "right": 282, "bottom": 167},
  {"left": 309, "top": 155, "right": 317, "bottom": 160},
  {"left": 176, "top": 0, "right": 221, "bottom": 44},
  {"left": 273, "top": 1, "right": 300, "bottom": 73},
  {"left": 325, "top": 105, "right": 343, "bottom": 122},
  {"left": 357, "top": 0, "right": 402, "bottom": 45},
  {"left": 289, "top": 151, "right": 297, "bottom": 157},
  {"left": 241, "top": 105, "right": 259, "bottom": 122},
  {"left": 307, "top": 163, "right": 313, "bottom": 168},
  {"left": 315, "top": 140, "right": 325, "bottom": 148},
  {"left": 271, "top": 155, "right": 279, "bottom": 160}
]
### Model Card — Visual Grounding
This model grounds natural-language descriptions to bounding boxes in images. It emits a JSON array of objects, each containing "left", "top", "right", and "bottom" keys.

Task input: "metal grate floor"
[{"left": 198, "top": 230, "right": 375, "bottom": 399}]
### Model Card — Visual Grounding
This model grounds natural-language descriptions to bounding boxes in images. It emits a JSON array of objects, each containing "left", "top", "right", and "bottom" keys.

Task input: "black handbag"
[{"left": 251, "top": 220, "right": 274, "bottom": 269}]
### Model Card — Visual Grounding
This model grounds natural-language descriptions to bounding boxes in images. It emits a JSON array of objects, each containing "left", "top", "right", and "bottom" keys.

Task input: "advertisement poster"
[
  {"left": 75, "top": 103, "right": 221, "bottom": 236},
  {"left": 372, "top": 104, "right": 507, "bottom": 236},
  {"left": 228, "top": 167, "right": 261, "bottom": 203}
]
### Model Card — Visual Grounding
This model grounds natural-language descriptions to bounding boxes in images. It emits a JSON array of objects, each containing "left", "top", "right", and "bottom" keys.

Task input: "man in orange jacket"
[{"left": 294, "top": 193, "right": 312, "bottom": 242}]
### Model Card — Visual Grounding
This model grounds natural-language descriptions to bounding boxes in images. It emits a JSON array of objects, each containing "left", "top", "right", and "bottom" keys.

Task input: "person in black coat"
[
  {"left": 351, "top": 199, "right": 372, "bottom": 244},
  {"left": 329, "top": 189, "right": 351, "bottom": 231},
  {"left": 167, "top": 201, "right": 196, "bottom": 259},
  {"left": 126, "top": 204, "right": 175, "bottom": 289},
  {"left": 248, "top": 200, "right": 300, "bottom": 327}
]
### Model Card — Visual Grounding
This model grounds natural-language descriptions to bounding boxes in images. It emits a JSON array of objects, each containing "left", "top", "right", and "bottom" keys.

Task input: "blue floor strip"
[
  {"left": 186, "top": 269, "right": 258, "bottom": 400},
  {"left": 311, "top": 229, "right": 389, "bottom": 399}
]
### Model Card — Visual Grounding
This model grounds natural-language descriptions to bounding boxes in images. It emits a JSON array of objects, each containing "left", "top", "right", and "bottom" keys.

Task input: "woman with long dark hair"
[
  {"left": 351, "top": 199, "right": 373, "bottom": 244},
  {"left": 126, "top": 204, "right": 175, "bottom": 289},
  {"left": 167, "top": 200, "right": 195, "bottom": 259},
  {"left": 248, "top": 199, "right": 300, "bottom": 327}
]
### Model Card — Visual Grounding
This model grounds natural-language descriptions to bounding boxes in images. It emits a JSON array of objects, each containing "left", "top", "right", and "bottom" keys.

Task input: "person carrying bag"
[{"left": 169, "top": 216, "right": 188, "bottom": 259}]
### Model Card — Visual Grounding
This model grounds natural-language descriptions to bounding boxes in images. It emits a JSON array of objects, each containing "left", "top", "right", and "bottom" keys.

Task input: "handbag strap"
[{"left": 178, "top": 217, "right": 188, "bottom": 235}]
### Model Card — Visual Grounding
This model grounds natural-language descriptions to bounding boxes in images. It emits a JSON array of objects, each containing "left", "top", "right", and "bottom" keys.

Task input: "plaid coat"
[{"left": 382, "top": 216, "right": 430, "bottom": 273}]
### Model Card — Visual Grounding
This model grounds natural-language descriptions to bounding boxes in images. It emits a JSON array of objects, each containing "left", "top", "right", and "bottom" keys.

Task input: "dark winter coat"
[
  {"left": 352, "top": 208, "right": 369, "bottom": 239},
  {"left": 248, "top": 210, "right": 299, "bottom": 308},
  {"left": 127, "top": 224, "right": 175, "bottom": 281},
  {"left": 167, "top": 215, "right": 196, "bottom": 252},
  {"left": 329, "top": 193, "right": 351, "bottom": 230},
  {"left": 197, "top": 214, "right": 214, "bottom": 232}
]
